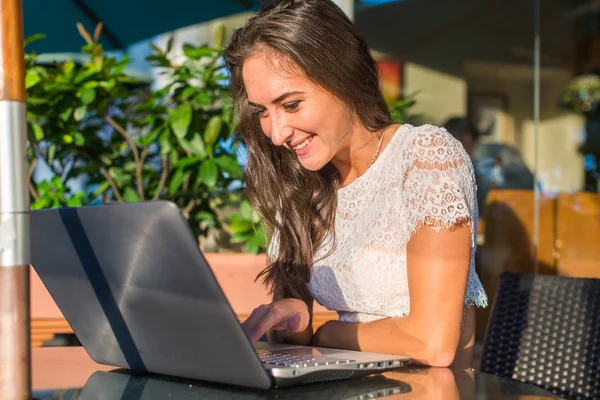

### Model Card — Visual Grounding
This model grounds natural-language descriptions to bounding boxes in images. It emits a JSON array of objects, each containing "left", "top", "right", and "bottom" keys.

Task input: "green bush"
[{"left": 25, "top": 24, "right": 265, "bottom": 253}]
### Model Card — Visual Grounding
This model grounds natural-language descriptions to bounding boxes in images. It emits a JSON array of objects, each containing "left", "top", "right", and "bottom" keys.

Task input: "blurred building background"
[{"left": 24, "top": 0, "right": 600, "bottom": 366}]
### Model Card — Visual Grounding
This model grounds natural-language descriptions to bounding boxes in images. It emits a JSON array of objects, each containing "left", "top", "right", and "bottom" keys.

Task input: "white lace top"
[{"left": 270, "top": 124, "right": 488, "bottom": 323}]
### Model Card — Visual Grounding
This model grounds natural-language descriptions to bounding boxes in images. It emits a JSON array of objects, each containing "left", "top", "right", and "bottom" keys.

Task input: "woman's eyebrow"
[{"left": 248, "top": 91, "right": 305, "bottom": 107}]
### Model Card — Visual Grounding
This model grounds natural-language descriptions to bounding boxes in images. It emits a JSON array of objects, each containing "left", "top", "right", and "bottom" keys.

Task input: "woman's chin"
[{"left": 298, "top": 155, "right": 326, "bottom": 171}]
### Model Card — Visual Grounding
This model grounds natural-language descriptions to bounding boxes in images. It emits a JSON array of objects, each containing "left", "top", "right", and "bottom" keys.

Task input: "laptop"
[
  {"left": 29, "top": 200, "right": 410, "bottom": 389},
  {"left": 74, "top": 369, "right": 412, "bottom": 399}
]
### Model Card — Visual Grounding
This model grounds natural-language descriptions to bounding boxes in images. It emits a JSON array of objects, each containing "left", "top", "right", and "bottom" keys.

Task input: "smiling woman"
[
  {"left": 223, "top": 0, "right": 488, "bottom": 368},
  {"left": 243, "top": 53, "right": 367, "bottom": 172}
]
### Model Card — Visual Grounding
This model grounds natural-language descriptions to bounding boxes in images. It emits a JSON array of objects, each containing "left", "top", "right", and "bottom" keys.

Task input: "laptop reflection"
[{"left": 74, "top": 369, "right": 412, "bottom": 399}]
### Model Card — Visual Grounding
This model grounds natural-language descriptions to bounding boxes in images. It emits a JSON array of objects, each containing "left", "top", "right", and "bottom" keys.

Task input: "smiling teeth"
[{"left": 293, "top": 136, "right": 314, "bottom": 150}]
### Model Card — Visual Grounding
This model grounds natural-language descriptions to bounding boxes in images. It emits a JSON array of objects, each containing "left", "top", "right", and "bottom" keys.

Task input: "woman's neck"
[{"left": 332, "top": 123, "right": 398, "bottom": 187}]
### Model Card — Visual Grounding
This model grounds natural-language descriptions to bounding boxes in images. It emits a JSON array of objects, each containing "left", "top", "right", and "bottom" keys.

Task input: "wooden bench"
[
  {"left": 555, "top": 192, "right": 600, "bottom": 277},
  {"left": 30, "top": 266, "right": 73, "bottom": 347}
]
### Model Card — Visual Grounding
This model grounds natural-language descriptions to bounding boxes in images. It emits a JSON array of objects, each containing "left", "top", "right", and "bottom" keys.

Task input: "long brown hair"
[{"left": 224, "top": 0, "right": 393, "bottom": 304}]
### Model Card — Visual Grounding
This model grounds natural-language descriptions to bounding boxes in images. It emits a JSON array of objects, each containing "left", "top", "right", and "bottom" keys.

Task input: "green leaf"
[
  {"left": 246, "top": 233, "right": 265, "bottom": 254},
  {"left": 50, "top": 176, "right": 63, "bottom": 187},
  {"left": 24, "top": 34, "right": 46, "bottom": 48},
  {"left": 109, "top": 167, "right": 131, "bottom": 186},
  {"left": 159, "top": 135, "right": 172, "bottom": 155},
  {"left": 113, "top": 55, "right": 130, "bottom": 74},
  {"left": 176, "top": 136, "right": 194, "bottom": 154},
  {"left": 37, "top": 180, "right": 51, "bottom": 193},
  {"left": 82, "top": 80, "right": 99, "bottom": 89},
  {"left": 27, "top": 97, "right": 49, "bottom": 105},
  {"left": 196, "top": 211, "right": 217, "bottom": 228},
  {"left": 194, "top": 92, "right": 212, "bottom": 107},
  {"left": 66, "top": 193, "right": 84, "bottom": 207},
  {"left": 150, "top": 43, "right": 164, "bottom": 55},
  {"left": 32, "top": 123, "right": 44, "bottom": 142},
  {"left": 73, "top": 132, "right": 85, "bottom": 146},
  {"left": 59, "top": 107, "right": 73, "bottom": 121},
  {"left": 213, "top": 155, "right": 242, "bottom": 178},
  {"left": 31, "top": 198, "right": 47, "bottom": 210},
  {"left": 25, "top": 70, "right": 41, "bottom": 89},
  {"left": 239, "top": 200, "right": 253, "bottom": 221},
  {"left": 62, "top": 134, "right": 73, "bottom": 144},
  {"left": 189, "top": 133, "right": 206, "bottom": 157},
  {"left": 74, "top": 106, "right": 87, "bottom": 121},
  {"left": 138, "top": 126, "right": 162, "bottom": 146},
  {"left": 169, "top": 149, "right": 179, "bottom": 165},
  {"left": 168, "top": 168, "right": 187, "bottom": 195},
  {"left": 178, "top": 86, "right": 197, "bottom": 101},
  {"left": 98, "top": 78, "right": 116, "bottom": 91},
  {"left": 79, "top": 87, "right": 96, "bottom": 104},
  {"left": 93, "top": 181, "right": 111, "bottom": 196},
  {"left": 63, "top": 60, "right": 75, "bottom": 77},
  {"left": 146, "top": 54, "right": 171, "bottom": 68},
  {"left": 123, "top": 161, "right": 136, "bottom": 172},
  {"left": 203, "top": 115, "right": 222, "bottom": 146},
  {"left": 199, "top": 160, "right": 218, "bottom": 188},
  {"left": 74, "top": 66, "right": 99, "bottom": 84},
  {"left": 230, "top": 232, "right": 252, "bottom": 243},
  {"left": 172, "top": 156, "right": 203, "bottom": 169},
  {"left": 123, "top": 187, "right": 140, "bottom": 203},
  {"left": 48, "top": 144, "right": 56, "bottom": 164},
  {"left": 229, "top": 219, "right": 253, "bottom": 234},
  {"left": 169, "top": 104, "right": 192, "bottom": 138},
  {"left": 182, "top": 44, "right": 216, "bottom": 59}
]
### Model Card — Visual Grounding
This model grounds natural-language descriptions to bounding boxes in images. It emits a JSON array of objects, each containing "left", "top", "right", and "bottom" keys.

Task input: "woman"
[{"left": 224, "top": 0, "right": 487, "bottom": 368}]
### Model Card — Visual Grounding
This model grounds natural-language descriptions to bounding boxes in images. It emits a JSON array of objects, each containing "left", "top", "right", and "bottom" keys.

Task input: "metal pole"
[
  {"left": 0, "top": 0, "right": 31, "bottom": 398},
  {"left": 532, "top": 0, "right": 541, "bottom": 273}
]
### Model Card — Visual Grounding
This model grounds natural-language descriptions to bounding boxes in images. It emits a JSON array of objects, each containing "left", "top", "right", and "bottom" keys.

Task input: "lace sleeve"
[{"left": 402, "top": 127, "right": 477, "bottom": 243}]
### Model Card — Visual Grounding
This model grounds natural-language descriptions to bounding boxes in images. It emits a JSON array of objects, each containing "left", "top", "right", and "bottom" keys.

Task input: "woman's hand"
[{"left": 242, "top": 298, "right": 310, "bottom": 343}]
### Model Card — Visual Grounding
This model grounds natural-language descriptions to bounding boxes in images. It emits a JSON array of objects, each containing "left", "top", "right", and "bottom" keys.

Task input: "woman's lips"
[{"left": 293, "top": 135, "right": 315, "bottom": 156}]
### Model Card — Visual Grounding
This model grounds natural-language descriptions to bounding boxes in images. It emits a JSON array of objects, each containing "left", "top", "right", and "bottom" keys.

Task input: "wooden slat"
[
  {"left": 30, "top": 318, "right": 73, "bottom": 347},
  {"left": 0, "top": 0, "right": 26, "bottom": 101},
  {"left": 556, "top": 192, "right": 600, "bottom": 278}
]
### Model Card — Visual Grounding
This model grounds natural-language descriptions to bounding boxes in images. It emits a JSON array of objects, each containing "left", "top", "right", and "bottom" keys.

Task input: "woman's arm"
[{"left": 313, "top": 223, "right": 471, "bottom": 367}]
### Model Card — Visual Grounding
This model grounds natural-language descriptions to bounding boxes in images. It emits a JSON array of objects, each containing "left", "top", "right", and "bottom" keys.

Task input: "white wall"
[
  {"left": 465, "top": 61, "right": 585, "bottom": 193},
  {"left": 332, "top": 0, "right": 354, "bottom": 20},
  {"left": 404, "top": 62, "right": 468, "bottom": 126}
]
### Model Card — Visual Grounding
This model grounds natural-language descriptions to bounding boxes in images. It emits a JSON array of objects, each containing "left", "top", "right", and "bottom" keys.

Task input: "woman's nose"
[{"left": 268, "top": 114, "right": 293, "bottom": 146}]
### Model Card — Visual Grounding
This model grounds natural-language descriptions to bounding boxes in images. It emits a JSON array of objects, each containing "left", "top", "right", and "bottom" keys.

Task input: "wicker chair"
[{"left": 480, "top": 272, "right": 600, "bottom": 400}]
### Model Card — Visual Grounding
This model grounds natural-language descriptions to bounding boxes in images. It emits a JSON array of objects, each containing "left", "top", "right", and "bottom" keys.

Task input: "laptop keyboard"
[{"left": 256, "top": 349, "right": 356, "bottom": 368}]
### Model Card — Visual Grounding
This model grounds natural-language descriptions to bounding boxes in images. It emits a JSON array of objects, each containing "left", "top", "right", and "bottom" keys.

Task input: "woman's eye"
[
  {"left": 253, "top": 108, "right": 267, "bottom": 117},
  {"left": 283, "top": 101, "right": 300, "bottom": 112}
]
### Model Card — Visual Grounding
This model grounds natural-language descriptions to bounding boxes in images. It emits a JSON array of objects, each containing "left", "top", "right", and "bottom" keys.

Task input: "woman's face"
[{"left": 242, "top": 51, "right": 354, "bottom": 171}]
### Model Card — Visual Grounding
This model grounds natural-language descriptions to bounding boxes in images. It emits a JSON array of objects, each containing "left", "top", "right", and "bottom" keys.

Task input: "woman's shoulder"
[{"left": 394, "top": 123, "right": 471, "bottom": 168}]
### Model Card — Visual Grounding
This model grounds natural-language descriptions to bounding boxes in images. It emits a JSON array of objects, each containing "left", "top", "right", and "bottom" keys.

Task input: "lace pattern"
[{"left": 269, "top": 124, "right": 488, "bottom": 323}]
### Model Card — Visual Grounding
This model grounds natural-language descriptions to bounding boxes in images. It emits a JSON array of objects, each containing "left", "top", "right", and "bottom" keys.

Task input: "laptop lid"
[{"left": 30, "top": 201, "right": 273, "bottom": 389}]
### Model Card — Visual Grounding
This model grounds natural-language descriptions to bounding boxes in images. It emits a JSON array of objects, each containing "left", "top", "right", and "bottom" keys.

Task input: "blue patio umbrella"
[
  {"left": 24, "top": 0, "right": 262, "bottom": 54},
  {"left": 1, "top": 0, "right": 264, "bottom": 396}
]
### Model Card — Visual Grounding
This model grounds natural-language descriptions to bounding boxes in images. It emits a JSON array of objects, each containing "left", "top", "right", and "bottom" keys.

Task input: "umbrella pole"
[{"left": 0, "top": 0, "right": 31, "bottom": 398}]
